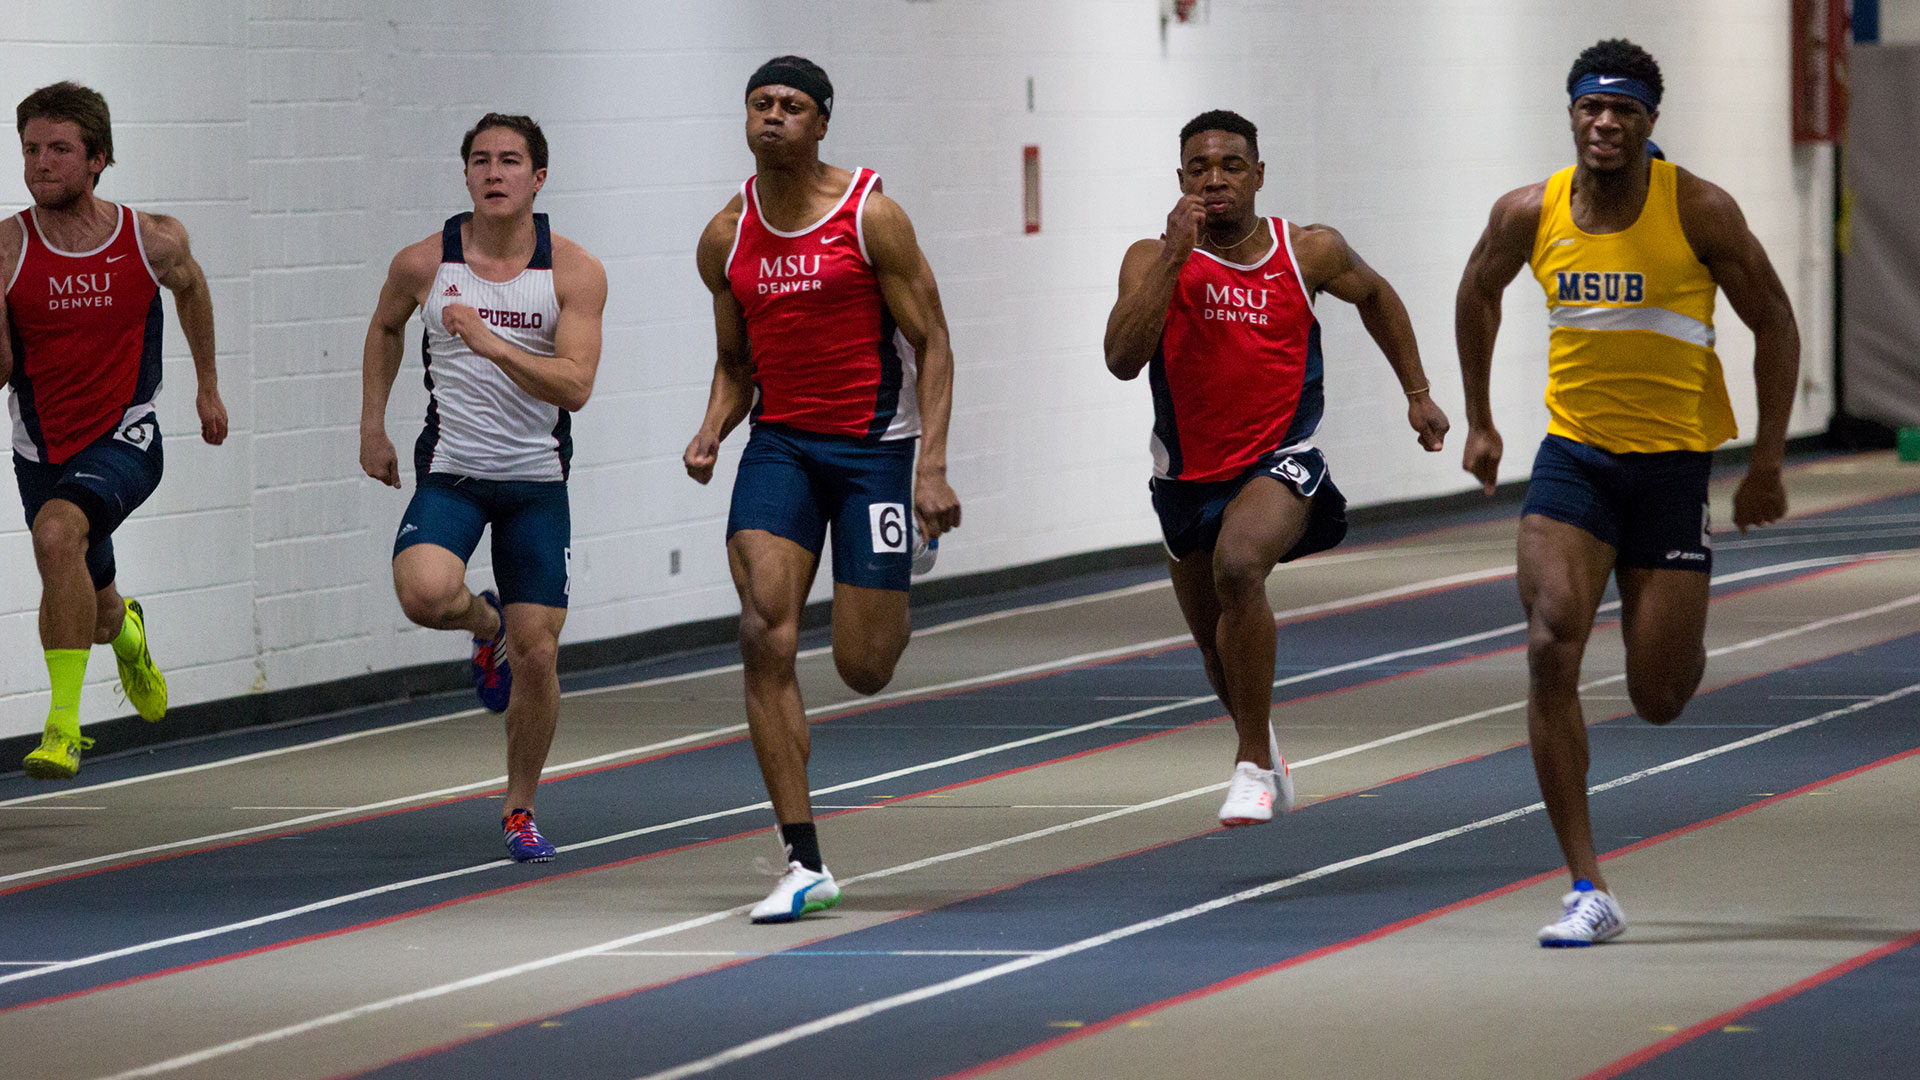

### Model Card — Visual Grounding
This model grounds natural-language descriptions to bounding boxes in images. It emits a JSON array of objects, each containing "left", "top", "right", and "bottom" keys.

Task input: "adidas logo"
[
  {"left": 443, "top": 284, "right": 461, "bottom": 297},
  {"left": 399, "top": 523, "right": 419, "bottom": 536}
]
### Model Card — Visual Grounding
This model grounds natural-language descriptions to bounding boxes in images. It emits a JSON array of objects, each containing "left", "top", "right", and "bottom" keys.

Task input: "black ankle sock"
[{"left": 778, "top": 821, "right": 823, "bottom": 872}]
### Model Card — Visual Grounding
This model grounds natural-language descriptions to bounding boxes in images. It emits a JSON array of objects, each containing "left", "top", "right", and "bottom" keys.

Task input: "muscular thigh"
[
  {"left": 1213, "top": 475, "right": 1313, "bottom": 572},
  {"left": 1517, "top": 513, "right": 1616, "bottom": 639},
  {"left": 1616, "top": 566, "right": 1709, "bottom": 669},
  {"left": 728, "top": 528, "right": 819, "bottom": 631}
]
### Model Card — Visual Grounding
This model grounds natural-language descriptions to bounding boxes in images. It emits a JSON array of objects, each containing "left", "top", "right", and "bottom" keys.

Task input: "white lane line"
[
  {"left": 14, "top": 540, "right": 1901, "bottom": 827},
  {"left": 8, "top": 574, "right": 1916, "bottom": 993},
  {"left": 626, "top": 683, "right": 1920, "bottom": 1080},
  {"left": 0, "top": 567, "right": 1527, "bottom": 876},
  {"left": 0, "top": 806, "right": 106, "bottom": 811},
  {"left": 596, "top": 950, "right": 1044, "bottom": 959},
  {"left": 99, "top": 680, "right": 1920, "bottom": 1080},
  {"left": 0, "top": 566, "right": 1515, "bottom": 812},
  {"left": 230, "top": 807, "right": 347, "bottom": 812}
]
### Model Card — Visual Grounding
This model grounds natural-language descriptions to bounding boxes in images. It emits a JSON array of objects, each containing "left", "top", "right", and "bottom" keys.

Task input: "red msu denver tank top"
[
  {"left": 6, "top": 204, "right": 164, "bottom": 464},
  {"left": 725, "top": 167, "right": 920, "bottom": 441},
  {"left": 1149, "top": 218, "right": 1323, "bottom": 483}
]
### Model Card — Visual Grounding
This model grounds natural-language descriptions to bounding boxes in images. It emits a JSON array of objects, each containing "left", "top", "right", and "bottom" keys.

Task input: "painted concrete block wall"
[{"left": 0, "top": 1, "right": 1834, "bottom": 739}]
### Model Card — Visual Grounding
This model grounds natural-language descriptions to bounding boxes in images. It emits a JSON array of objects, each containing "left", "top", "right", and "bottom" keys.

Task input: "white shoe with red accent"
[
  {"left": 1219, "top": 762, "right": 1278, "bottom": 826},
  {"left": 1268, "top": 724, "right": 1297, "bottom": 814}
]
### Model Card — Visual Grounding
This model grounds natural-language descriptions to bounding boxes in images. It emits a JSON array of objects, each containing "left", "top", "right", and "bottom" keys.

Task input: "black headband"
[{"left": 745, "top": 60, "right": 833, "bottom": 118}]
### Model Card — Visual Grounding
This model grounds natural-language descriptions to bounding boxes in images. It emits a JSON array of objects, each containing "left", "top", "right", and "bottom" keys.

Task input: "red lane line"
[
  {"left": 935, "top": 743, "right": 1920, "bottom": 1080},
  {"left": 0, "top": 558, "right": 1901, "bottom": 1009},
  {"left": 0, "top": 715, "right": 1224, "bottom": 1017},
  {"left": 0, "top": 550, "right": 1897, "bottom": 1010},
  {"left": 1577, "top": 927, "right": 1920, "bottom": 1080},
  {"left": 325, "top": 718, "right": 1509, "bottom": 1080},
  {"left": 0, "top": 567, "right": 1520, "bottom": 901},
  {"left": 6, "top": 523, "right": 1894, "bottom": 900}
]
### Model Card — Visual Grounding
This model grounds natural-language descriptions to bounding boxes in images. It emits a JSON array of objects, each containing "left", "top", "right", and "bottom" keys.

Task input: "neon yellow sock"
[
  {"left": 45, "top": 648, "right": 89, "bottom": 740},
  {"left": 109, "top": 601, "right": 145, "bottom": 663}
]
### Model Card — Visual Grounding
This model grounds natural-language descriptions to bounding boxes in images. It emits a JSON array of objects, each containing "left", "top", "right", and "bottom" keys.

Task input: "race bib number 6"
[{"left": 869, "top": 502, "right": 908, "bottom": 553}]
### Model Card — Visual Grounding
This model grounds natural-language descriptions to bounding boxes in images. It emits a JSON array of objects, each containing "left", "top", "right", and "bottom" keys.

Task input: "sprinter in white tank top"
[{"left": 359, "top": 114, "right": 607, "bottom": 862}]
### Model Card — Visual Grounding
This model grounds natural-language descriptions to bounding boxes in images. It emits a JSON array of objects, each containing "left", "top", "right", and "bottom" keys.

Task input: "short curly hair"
[
  {"left": 1567, "top": 39, "right": 1663, "bottom": 107},
  {"left": 1179, "top": 109, "right": 1258, "bottom": 161}
]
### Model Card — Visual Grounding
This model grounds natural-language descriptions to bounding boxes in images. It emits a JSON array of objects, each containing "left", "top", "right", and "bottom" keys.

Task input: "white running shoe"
[
  {"left": 1267, "top": 723, "right": 1297, "bottom": 814},
  {"left": 749, "top": 861, "right": 841, "bottom": 924},
  {"left": 1538, "top": 880, "right": 1626, "bottom": 946},
  {"left": 1219, "top": 761, "right": 1278, "bottom": 826}
]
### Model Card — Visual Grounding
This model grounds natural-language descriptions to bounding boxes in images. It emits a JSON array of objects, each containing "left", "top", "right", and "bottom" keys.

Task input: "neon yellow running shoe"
[
  {"left": 22, "top": 728, "right": 94, "bottom": 781},
  {"left": 115, "top": 599, "right": 168, "bottom": 722}
]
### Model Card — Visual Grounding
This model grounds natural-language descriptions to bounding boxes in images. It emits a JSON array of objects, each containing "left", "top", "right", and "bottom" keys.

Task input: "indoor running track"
[{"left": 0, "top": 450, "right": 1915, "bottom": 1080}]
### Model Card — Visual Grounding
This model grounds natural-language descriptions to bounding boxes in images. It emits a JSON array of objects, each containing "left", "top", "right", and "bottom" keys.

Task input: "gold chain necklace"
[{"left": 1202, "top": 217, "right": 1263, "bottom": 254}]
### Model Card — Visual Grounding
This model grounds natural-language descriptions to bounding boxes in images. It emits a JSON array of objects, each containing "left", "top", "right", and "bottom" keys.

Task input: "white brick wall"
[{"left": 0, "top": 0, "right": 1835, "bottom": 738}]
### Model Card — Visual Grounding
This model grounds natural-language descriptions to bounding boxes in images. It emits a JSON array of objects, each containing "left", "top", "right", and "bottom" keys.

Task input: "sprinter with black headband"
[
  {"left": 1456, "top": 39, "right": 1799, "bottom": 945},
  {"left": 684, "top": 56, "right": 962, "bottom": 923}
]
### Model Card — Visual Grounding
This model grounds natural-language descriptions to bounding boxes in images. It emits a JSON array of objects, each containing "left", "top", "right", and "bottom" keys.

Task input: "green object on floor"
[{"left": 1899, "top": 427, "right": 1920, "bottom": 463}]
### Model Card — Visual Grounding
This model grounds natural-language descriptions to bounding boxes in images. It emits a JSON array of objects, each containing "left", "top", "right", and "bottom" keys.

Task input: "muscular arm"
[
  {"left": 683, "top": 201, "right": 756, "bottom": 486},
  {"left": 1105, "top": 194, "right": 1205, "bottom": 381},
  {"left": 1104, "top": 239, "right": 1186, "bottom": 381},
  {"left": 446, "top": 238, "right": 605, "bottom": 412},
  {"left": 1454, "top": 184, "right": 1543, "bottom": 492},
  {"left": 1295, "top": 223, "right": 1448, "bottom": 452},
  {"left": 866, "top": 193, "right": 961, "bottom": 537},
  {"left": 1678, "top": 170, "right": 1800, "bottom": 530},
  {"left": 360, "top": 239, "right": 436, "bottom": 488},
  {"left": 141, "top": 213, "right": 227, "bottom": 444}
]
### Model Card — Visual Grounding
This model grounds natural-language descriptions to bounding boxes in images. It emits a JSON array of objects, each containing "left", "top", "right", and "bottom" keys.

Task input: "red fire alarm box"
[
  {"left": 1792, "top": 0, "right": 1849, "bottom": 143},
  {"left": 1023, "top": 145, "right": 1040, "bottom": 234}
]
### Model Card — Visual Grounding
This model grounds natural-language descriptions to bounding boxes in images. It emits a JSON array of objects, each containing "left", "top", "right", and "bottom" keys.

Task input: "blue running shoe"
[
  {"left": 503, "top": 808, "right": 556, "bottom": 862},
  {"left": 470, "top": 589, "right": 511, "bottom": 713}
]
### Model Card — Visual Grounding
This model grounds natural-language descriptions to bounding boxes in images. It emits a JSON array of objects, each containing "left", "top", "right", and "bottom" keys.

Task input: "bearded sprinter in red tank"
[{"left": 4, "top": 82, "right": 227, "bottom": 780}]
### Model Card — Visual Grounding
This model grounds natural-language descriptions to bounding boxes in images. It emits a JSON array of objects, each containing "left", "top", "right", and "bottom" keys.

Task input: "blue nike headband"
[{"left": 1570, "top": 73, "right": 1659, "bottom": 112}]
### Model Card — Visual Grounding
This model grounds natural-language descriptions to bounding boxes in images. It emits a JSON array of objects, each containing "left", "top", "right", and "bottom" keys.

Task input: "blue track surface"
[
  {"left": 1, "top": 487, "right": 1915, "bottom": 1080},
  {"left": 346, "top": 637, "right": 1920, "bottom": 1080},
  {"left": 1612, "top": 936, "right": 1920, "bottom": 1080}
]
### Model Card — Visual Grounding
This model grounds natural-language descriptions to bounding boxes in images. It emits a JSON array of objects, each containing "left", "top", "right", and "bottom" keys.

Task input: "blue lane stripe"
[
  {"left": 349, "top": 637, "right": 1920, "bottom": 1080},
  {"left": 0, "top": 491, "right": 1911, "bottom": 1012},
  {"left": 0, "top": 483, "right": 1909, "bottom": 797},
  {"left": 1612, "top": 937, "right": 1920, "bottom": 1080},
  {"left": 0, "top": 574, "right": 1534, "bottom": 1007}
]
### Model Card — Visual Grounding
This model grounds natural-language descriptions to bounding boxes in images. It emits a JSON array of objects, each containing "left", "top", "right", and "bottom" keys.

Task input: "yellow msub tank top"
[{"left": 1530, "top": 159, "right": 1736, "bottom": 454}]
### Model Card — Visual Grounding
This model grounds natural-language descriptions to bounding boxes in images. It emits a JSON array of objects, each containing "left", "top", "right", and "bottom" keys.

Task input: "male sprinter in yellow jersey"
[{"left": 1456, "top": 39, "right": 1799, "bottom": 945}]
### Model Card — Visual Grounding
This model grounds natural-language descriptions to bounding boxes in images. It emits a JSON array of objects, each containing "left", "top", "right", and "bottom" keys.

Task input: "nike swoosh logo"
[
  {"left": 1596, "top": 76, "right": 1625, "bottom": 85},
  {"left": 72, "top": 472, "right": 105, "bottom": 481},
  {"left": 820, "top": 235, "right": 842, "bottom": 245},
  {"left": 105, "top": 254, "right": 128, "bottom": 263},
  {"left": 1264, "top": 271, "right": 1286, "bottom": 280}
]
